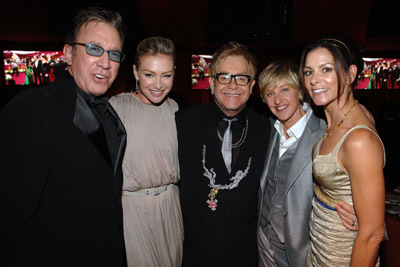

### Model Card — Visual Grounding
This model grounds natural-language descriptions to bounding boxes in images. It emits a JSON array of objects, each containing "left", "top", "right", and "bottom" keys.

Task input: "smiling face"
[
  {"left": 63, "top": 21, "right": 122, "bottom": 96},
  {"left": 264, "top": 80, "right": 305, "bottom": 130},
  {"left": 210, "top": 55, "right": 255, "bottom": 117},
  {"left": 134, "top": 54, "right": 175, "bottom": 105},
  {"left": 303, "top": 47, "right": 341, "bottom": 107}
]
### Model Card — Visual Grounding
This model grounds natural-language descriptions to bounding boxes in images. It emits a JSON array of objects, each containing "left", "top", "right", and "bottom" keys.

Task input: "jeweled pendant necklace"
[
  {"left": 202, "top": 144, "right": 251, "bottom": 211},
  {"left": 324, "top": 100, "right": 358, "bottom": 138}
]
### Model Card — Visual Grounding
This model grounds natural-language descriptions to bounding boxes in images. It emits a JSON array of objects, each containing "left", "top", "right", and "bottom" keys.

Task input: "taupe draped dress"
[{"left": 110, "top": 93, "right": 183, "bottom": 267}]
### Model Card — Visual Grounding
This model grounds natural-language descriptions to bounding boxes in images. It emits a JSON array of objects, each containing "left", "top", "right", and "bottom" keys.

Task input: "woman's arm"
[{"left": 340, "top": 128, "right": 385, "bottom": 267}]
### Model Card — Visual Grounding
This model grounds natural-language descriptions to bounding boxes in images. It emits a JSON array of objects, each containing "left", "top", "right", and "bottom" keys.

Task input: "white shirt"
[{"left": 274, "top": 103, "right": 313, "bottom": 158}]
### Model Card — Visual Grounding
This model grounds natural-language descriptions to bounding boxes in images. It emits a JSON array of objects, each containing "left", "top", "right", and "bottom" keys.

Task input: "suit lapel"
[
  {"left": 108, "top": 103, "right": 127, "bottom": 177},
  {"left": 284, "top": 113, "right": 321, "bottom": 196},
  {"left": 73, "top": 92, "right": 101, "bottom": 135},
  {"left": 259, "top": 124, "right": 278, "bottom": 195},
  {"left": 258, "top": 119, "right": 276, "bottom": 223},
  {"left": 56, "top": 72, "right": 127, "bottom": 198},
  {"left": 55, "top": 72, "right": 111, "bottom": 166},
  {"left": 73, "top": 93, "right": 113, "bottom": 166},
  {"left": 57, "top": 72, "right": 125, "bottom": 170}
]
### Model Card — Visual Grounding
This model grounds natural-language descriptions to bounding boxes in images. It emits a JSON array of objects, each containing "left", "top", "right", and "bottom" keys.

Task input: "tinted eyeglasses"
[
  {"left": 213, "top": 73, "right": 252, "bottom": 86},
  {"left": 71, "top": 42, "right": 126, "bottom": 63}
]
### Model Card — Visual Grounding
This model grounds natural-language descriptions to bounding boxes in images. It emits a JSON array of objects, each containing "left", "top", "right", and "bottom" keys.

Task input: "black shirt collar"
[{"left": 212, "top": 100, "right": 247, "bottom": 128}]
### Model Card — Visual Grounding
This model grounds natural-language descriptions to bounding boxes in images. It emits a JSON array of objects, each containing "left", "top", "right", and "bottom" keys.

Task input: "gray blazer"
[{"left": 258, "top": 111, "right": 325, "bottom": 267}]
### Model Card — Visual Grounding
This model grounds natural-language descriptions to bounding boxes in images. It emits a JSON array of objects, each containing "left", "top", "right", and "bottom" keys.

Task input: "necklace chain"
[
  {"left": 324, "top": 100, "right": 358, "bottom": 138},
  {"left": 217, "top": 117, "right": 248, "bottom": 148}
]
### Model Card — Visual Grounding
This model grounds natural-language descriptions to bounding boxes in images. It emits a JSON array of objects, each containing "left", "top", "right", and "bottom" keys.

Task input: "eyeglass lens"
[
  {"left": 86, "top": 45, "right": 122, "bottom": 62},
  {"left": 73, "top": 43, "right": 124, "bottom": 63},
  {"left": 216, "top": 74, "right": 250, "bottom": 85}
]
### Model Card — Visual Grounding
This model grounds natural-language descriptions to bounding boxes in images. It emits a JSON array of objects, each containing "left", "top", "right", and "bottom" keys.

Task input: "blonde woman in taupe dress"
[{"left": 110, "top": 37, "right": 182, "bottom": 267}]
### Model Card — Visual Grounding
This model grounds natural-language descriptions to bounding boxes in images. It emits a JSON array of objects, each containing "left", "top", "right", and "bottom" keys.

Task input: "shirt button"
[{"left": 283, "top": 212, "right": 288, "bottom": 217}]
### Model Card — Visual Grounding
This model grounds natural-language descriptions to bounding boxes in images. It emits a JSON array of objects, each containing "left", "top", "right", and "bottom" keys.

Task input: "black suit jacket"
[
  {"left": 33, "top": 59, "right": 42, "bottom": 76},
  {"left": 0, "top": 72, "right": 127, "bottom": 266},
  {"left": 176, "top": 101, "right": 270, "bottom": 267}
]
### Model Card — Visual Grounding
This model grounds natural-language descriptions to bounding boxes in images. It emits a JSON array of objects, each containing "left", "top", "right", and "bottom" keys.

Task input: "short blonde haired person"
[
  {"left": 257, "top": 59, "right": 358, "bottom": 267},
  {"left": 259, "top": 60, "right": 303, "bottom": 103},
  {"left": 211, "top": 41, "right": 257, "bottom": 79}
]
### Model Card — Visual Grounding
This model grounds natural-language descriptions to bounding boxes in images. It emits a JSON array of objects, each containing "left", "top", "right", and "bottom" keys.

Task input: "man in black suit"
[
  {"left": 389, "top": 64, "right": 398, "bottom": 89},
  {"left": 53, "top": 58, "right": 67, "bottom": 79},
  {"left": 375, "top": 62, "right": 382, "bottom": 89},
  {"left": 0, "top": 7, "right": 127, "bottom": 266},
  {"left": 176, "top": 42, "right": 270, "bottom": 267},
  {"left": 41, "top": 55, "right": 51, "bottom": 85}
]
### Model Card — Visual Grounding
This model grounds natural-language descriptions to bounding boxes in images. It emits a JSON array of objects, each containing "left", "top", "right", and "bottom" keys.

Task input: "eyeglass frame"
[
  {"left": 213, "top": 73, "right": 252, "bottom": 86},
  {"left": 70, "top": 42, "right": 126, "bottom": 63}
]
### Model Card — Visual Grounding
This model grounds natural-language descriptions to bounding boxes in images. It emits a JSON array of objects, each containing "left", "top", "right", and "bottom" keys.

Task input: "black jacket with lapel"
[
  {"left": 176, "top": 101, "right": 270, "bottom": 267},
  {"left": 0, "top": 72, "right": 127, "bottom": 266}
]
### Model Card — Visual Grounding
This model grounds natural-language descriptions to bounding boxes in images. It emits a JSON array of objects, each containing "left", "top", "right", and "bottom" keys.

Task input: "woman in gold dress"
[{"left": 300, "top": 33, "right": 385, "bottom": 266}]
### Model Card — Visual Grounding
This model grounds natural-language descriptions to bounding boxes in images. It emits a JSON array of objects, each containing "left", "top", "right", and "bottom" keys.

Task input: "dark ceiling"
[{"left": 1, "top": 0, "right": 399, "bottom": 56}]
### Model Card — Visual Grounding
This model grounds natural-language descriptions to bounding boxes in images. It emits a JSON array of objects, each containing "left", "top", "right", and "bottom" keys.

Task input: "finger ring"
[{"left": 351, "top": 221, "right": 355, "bottom": 226}]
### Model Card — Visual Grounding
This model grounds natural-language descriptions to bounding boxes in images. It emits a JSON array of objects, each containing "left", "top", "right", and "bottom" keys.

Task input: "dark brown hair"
[
  {"left": 65, "top": 7, "right": 126, "bottom": 47},
  {"left": 299, "top": 33, "right": 363, "bottom": 102}
]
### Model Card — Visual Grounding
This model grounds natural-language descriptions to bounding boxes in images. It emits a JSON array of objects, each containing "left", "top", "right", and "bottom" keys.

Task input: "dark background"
[
  {"left": 1, "top": 0, "right": 400, "bottom": 264},
  {"left": 1, "top": 0, "right": 399, "bottom": 191}
]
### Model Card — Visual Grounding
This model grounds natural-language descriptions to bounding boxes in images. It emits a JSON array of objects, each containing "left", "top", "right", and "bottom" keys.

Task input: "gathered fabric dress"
[
  {"left": 24, "top": 65, "right": 33, "bottom": 85},
  {"left": 367, "top": 73, "right": 375, "bottom": 89},
  {"left": 307, "top": 125, "right": 383, "bottom": 267},
  {"left": 110, "top": 93, "right": 183, "bottom": 267}
]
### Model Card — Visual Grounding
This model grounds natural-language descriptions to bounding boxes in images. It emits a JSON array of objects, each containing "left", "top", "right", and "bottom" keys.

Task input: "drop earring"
[{"left": 135, "top": 79, "right": 139, "bottom": 93}]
